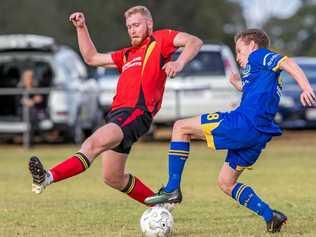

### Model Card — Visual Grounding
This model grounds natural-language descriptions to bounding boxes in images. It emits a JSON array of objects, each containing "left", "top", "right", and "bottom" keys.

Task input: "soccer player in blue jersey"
[{"left": 145, "top": 29, "right": 316, "bottom": 232}]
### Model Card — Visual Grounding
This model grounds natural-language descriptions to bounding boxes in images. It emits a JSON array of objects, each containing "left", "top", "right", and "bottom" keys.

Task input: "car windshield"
[
  {"left": 281, "top": 63, "right": 316, "bottom": 85},
  {"left": 172, "top": 51, "right": 225, "bottom": 76}
]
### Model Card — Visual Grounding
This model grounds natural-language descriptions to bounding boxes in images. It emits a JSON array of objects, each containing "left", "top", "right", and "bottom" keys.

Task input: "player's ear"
[
  {"left": 249, "top": 40, "right": 258, "bottom": 50},
  {"left": 147, "top": 19, "right": 153, "bottom": 33}
]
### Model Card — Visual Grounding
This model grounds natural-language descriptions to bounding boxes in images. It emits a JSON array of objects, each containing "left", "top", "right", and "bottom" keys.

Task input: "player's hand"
[
  {"left": 229, "top": 73, "right": 241, "bottom": 84},
  {"left": 229, "top": 72, "right": 243, "bottom": 91},
  {"left": 69, "top": 12, "right": 86, "bottom": 28},
  {"left": 300, "top": 88, "right": 316, "bottom": 107},
  {"left": 162, "top": 61, "right": 184, "bottom": 78}
]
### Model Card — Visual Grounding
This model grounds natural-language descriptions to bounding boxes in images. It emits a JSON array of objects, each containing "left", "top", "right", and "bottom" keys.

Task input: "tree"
[
  {"left": 264, "top": 4, "right": 316, "bottom": 56},
  {"left": 0, "top": 0, "right": 246, "bottom": 52}
]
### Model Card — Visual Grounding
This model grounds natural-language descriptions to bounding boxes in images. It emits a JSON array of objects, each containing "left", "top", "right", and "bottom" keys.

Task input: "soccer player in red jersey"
[{"left": 28, "top": 5, "right": 203, "bottom": 205}]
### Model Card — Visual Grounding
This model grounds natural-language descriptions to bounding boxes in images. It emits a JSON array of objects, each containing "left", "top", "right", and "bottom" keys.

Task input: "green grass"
[{"left": 0, "top": 131, "right": 316, "bottom": 237}]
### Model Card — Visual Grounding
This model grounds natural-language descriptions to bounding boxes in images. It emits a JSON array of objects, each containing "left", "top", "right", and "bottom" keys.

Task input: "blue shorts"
[{"left": 200, "top": 111, "right": 272, "bottom": 171}]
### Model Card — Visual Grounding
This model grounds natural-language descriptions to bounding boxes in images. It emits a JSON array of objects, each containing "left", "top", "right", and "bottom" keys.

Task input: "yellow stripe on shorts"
[
  {"left": 236, "top": 165, "right": 254, "bottom": 172},
  {"left": 201, "top": 122, "right": 220, "bottom": 150}
]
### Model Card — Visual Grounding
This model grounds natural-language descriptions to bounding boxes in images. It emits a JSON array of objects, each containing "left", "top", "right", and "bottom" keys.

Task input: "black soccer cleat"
[
  {"left": 266, "top": 210, "right": 287, "bottom": 233},
  {"left": 28, "top": 156, "right": 48, "bottom": 194},
  {"left": 144, "top": 187, "right": 182, "bottom": 205}
]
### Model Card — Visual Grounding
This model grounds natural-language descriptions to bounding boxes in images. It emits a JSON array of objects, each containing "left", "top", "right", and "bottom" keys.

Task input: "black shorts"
[{"left": 106, "top": 108, "right": 153, "bottom": 154}]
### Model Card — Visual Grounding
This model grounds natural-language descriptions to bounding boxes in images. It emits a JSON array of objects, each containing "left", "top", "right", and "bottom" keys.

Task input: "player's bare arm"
[
  {"left": 280, "top": 57, "right": 316, "bottom": 106},
  {"left": 229, "top": 73, "right": 243, "bottom": 92},
  {"left": 163, "top": 32, "right": 203, "bottom": 78},
  {"left": 69, "top": 12, "right": 115, "bottom": 67}
]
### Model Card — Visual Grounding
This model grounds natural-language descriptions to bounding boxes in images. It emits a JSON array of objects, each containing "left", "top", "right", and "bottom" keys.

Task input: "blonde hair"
[{"left": 124, "top": 5, "right": 152, "bottom": 20}]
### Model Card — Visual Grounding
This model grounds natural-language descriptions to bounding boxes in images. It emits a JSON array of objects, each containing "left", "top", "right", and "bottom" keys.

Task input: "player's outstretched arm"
[
  {"left": 69, "top": 12, "right": 115, "bottom": 67},
  {"left": 280, "top": 57, "right": 316, "bottom": 106},
  {"left": 229, "top": 73, "right": 243, "bottom": 92},
  {"left": 163, "top": 32, "right": 203, "bottom": 78}
]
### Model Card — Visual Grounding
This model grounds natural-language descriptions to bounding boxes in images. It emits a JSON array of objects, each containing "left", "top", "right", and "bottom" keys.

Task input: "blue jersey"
[{"left": 236, "top": 48, "right": 287, "bottom": 135}]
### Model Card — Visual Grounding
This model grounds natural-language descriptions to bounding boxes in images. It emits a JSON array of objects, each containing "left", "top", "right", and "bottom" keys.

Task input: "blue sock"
[
  {"left": 231, "top": 183, "right": 273, "bottom": 222},
  {"left": 164, "top": 141, "right": 190, "bottom": 193}
]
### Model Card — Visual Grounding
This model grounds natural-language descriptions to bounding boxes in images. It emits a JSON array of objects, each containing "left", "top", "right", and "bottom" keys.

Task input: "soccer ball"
[{"left": 140, "top": 206, "right": 174, "bottom": 237}]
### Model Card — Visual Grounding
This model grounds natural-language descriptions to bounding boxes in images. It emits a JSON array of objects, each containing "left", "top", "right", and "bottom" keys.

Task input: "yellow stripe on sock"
[
  {"left": 168, "top": 149, "right": 190, "bottom": 154},
  {"left": 168, "top": 152, "right": 189, "bottom": 158},
  {"left": 126, "top": 176, "right": 136, "bottom": 194},
  {"left": 75, "top": 154, "right": 89, "bottom": 169}
]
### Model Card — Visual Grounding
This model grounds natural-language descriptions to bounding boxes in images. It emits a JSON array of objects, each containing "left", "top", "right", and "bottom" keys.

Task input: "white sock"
[{"left": 45, "top": 171, "right": 54, "bottom": 185}]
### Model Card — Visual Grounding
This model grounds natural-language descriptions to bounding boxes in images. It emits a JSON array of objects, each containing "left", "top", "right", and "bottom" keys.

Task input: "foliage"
[
  {"left": 0, "top": 0, "right": 245, "bottom": 53},
  {"left": 264, "top": 4, "right": 316, "bottom": 56}
]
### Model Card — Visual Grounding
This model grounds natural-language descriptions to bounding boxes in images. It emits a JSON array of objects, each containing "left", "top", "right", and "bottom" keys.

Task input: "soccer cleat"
[
  {"left": 144, "top": 187, "right": 182, "bottom": 205},
  {"left": 28, "top": 156, "right": 48, "bottom": 194},
  {"left": 266, "top": 210, "right": 287, "bottom": 233}
]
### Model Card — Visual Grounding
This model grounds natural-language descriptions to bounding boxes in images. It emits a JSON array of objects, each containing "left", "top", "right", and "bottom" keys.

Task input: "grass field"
[{"left": 0, "top": 131, "right": 316, "bottom": 237}]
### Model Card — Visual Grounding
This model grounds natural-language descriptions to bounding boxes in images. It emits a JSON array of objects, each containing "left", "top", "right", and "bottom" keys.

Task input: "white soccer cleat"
[
  {"left": 31, "top": 183, "right": 46, "bottom": 194},
  {"left": 29, "top": 156, "right": 48, "bottom": 194}
]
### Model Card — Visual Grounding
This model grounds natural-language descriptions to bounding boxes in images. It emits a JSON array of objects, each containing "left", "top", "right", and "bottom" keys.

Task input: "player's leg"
[
  {"left": 29, "top": 122, "right": 123, "bottom": 194},
  {"left": 164, "top": 116, "right": 204, "bottom": 192},
  {"left": 218, "top": 149, "right": 287, "bottom": 232},
  {"left": 144, "top": 115, "right": 205, "bottom": 205},
  {"left": 101, "top": 150, "right": 154, "bottom": 205}
]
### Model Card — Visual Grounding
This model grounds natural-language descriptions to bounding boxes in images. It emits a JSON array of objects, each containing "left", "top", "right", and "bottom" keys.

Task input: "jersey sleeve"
[
  {"left": 249, "top": 48, "right": 287, "bottom": 72},
  {"left": 111, "top": 49, "right": 125, "bottom": 72},
  {"left": 155, "top": 29, "right": 180, "bottom": 58}
]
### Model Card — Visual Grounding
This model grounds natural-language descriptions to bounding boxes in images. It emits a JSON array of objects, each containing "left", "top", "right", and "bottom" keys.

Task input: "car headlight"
[{"left": 279, "top": 96, "right": 295, "bottom": 108}]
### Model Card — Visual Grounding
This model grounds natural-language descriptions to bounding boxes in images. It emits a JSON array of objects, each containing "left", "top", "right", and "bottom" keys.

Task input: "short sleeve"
[
  {"left": 111, "top": 49, "right": 125, "bottom": 72},
  {"left": 249, "top": 48, "right": 287, "bottom": 72},
  {"left": 154, "top": 29, "right": 179, "bottom": 58}
]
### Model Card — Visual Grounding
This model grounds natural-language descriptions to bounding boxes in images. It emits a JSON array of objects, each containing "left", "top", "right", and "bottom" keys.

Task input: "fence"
[
  {"left": 0, "top": 85, "right": 241, "bottom": 147},
  {"left": 0, "top": 88, "right": 50, "bottom": 148}
]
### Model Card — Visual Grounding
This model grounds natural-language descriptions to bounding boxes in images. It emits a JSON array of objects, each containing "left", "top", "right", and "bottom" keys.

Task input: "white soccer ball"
[{"left": 140, "top": 206, "right": 174, "bottom": 237}]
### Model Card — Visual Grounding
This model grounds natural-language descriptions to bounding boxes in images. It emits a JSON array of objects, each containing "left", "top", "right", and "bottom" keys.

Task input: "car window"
[
  {"left": 172, "top": 51, "right": 225, "bottom": 76},
  {"left": 282, "top": 63, "right": 316, "bottom": 85}
]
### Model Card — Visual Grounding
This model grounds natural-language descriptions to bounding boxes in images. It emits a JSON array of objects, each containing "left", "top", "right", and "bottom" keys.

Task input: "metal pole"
[
  {"left": 175, "top": 88, "right": 181, "bottom": 118},
  {"left": 22, "top": 92, "right": 31, "bottom": 148}
]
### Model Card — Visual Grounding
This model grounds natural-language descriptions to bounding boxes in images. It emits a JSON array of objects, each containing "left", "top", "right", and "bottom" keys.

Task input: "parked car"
[
  {"left": 95, "top": 44, "right": 240, "bottom": 136},
  {"left": 0, "top": 34, "right": 101, "bottom": 143},
  {"left": 276, "top": 57, "right": 316, "bottom": 128},
  {"left": 93, "top": 66, "right": 119, "bottom": 117}
]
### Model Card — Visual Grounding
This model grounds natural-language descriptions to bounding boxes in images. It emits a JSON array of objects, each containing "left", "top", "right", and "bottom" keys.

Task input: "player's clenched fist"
[{"left": 69, "top": 12, "right": 86, "bottom": 28}]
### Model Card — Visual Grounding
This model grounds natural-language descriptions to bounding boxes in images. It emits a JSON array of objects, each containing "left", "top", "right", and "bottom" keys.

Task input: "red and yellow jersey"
[{"left": 111, "top": 29, "right": 179, "bottom": 116}]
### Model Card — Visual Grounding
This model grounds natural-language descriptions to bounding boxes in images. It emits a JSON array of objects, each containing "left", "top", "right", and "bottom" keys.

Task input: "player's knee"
[
  {"left": 103, "top": 173, "right": 124, "bottom": 190},
  {"left": 217, "top": 177, "right": 234, "bottom": 195},
  {"left": 173, "top": 119, "right": 187, "bottom": 133},
  {"left": 81, "top": 135, "right": 103, "bottom": 157}
]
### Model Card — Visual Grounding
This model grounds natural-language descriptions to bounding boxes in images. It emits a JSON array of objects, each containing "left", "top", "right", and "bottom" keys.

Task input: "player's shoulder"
[
  {"left": 250, "top": 48, "right": 271, "bottom": 59},
  {"left": 249, "top": 48, "right": 279, "bottom": 65},
  {"left": 153, "top": 29, "right": 178, "bottom": 39}
]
